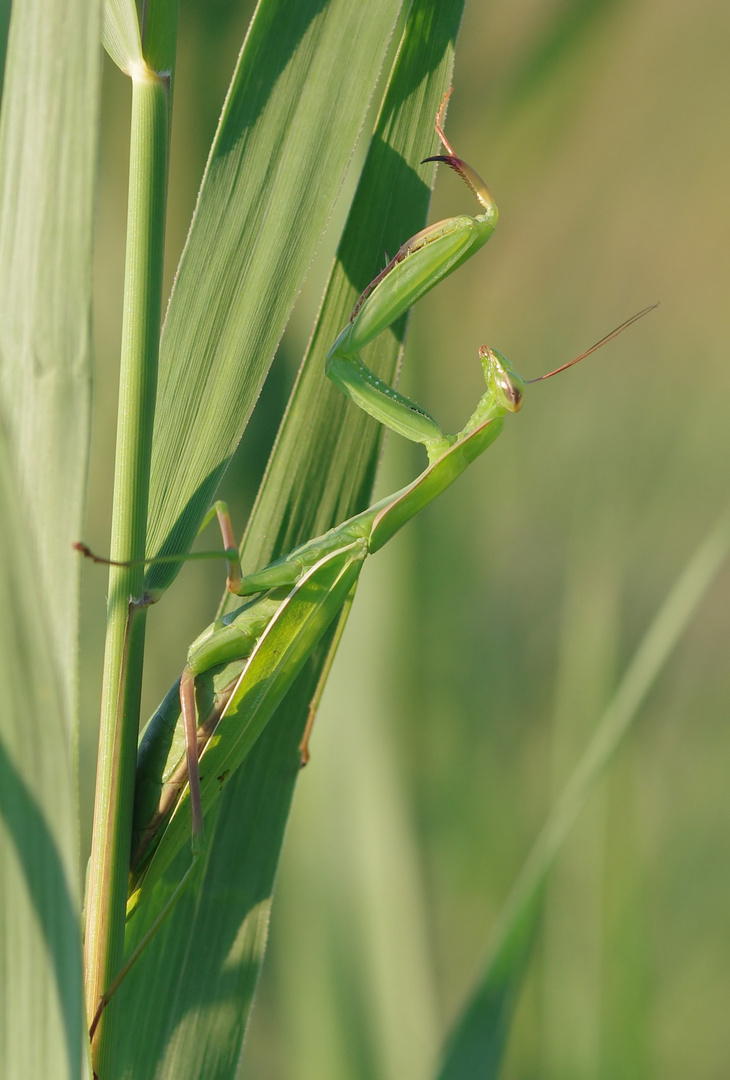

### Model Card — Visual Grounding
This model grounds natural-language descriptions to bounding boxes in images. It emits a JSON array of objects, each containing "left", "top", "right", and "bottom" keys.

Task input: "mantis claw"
[{"left": 421, "top": 153, "right": 496, "bottom": 214}]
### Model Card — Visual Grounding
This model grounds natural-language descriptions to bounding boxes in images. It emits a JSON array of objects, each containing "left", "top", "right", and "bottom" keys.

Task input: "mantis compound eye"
[{"left": 496, "top": 368, "right": 524, "bottom": 412}]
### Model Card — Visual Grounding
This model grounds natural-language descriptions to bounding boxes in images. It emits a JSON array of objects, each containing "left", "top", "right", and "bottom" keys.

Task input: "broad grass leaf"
[
  {"left": 0, "top": 421, "right": 86, "bottom": 1080},
  {"left": 0, "top": 0, "right": 102, "bottom": 735}
]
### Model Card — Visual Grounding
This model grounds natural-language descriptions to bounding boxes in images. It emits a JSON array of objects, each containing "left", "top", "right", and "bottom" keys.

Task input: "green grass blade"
[
  {"left": 144, "top": 0, "right": 407, "bottom": 597},
  {"left": 0, "top": 421, "right": 85, "bottom": 1080},
  {"left": 102, "top": 0, "right": 142, "bottom": 72},
  {"left": 142, "top": 0, "right": 178, "bottom": 76},
  {"left": 538, "top": 539, "right": 620, "bottom": 1077},
  {"left": 0, "top": 0, "right": 102, "bottom": 735},
  {"left": 434, "top": 511, "right": 730, "bottom": 1080},
  {"left": 114, "top": 3, "right": 466, "bottom": 1076},
  {"left": 271, "top": 549, "right": 443, "bottom": 1078}
]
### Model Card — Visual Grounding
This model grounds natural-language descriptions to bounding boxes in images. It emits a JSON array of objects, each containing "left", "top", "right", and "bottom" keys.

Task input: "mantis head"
[
  {"left": 477, "top": 304, "right": 659, "bottom": 420},
  {"left": 479, "top": 346, "right": 525, "bottom": 413}
]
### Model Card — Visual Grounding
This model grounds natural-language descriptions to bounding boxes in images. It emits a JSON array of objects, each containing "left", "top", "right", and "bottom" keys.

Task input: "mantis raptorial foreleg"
[{"left": 326, "top": 91, "right": 498, "bottom": 463}]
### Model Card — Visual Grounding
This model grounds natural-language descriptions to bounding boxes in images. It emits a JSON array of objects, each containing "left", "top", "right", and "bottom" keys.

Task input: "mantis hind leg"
[
  {"left": 197, "top": 500, "right": 242, "bottom": 594},
  {"left": 180, "top": 666, "right": 205, "bottom": 855}
]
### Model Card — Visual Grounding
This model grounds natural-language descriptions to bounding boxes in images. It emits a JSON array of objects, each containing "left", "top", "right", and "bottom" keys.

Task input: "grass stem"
[{"left": 84, "top": 62, "right": 169, "bottom": 1071}]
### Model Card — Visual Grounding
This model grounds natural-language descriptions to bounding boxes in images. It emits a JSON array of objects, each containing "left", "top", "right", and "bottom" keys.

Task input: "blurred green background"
[{"left": 82, "top": 0, "right": 730, "bottom": 1077}]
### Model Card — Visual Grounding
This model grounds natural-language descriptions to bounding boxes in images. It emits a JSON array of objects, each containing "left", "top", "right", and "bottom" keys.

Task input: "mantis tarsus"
[{"left": 83, "top": 93, "right": 655, "bottom": 1029}]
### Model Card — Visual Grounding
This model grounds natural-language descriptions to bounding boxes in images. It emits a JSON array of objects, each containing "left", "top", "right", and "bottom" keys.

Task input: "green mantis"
[
  {"left": 115, "top": 95, "right": 653, "bottom": 914},
  {"left": 80, "top": 96, "right": 658, "bottom": 1039}
]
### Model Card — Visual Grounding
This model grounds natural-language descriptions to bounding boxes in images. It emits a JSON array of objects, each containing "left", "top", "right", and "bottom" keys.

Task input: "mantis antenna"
[{"left": 527, "top": 303, "right": 659, "bottom": 384}]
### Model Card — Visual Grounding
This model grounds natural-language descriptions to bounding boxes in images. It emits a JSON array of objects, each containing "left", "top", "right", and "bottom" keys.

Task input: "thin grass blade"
[
  {"left": 274, "top": 548, "right": 443, "bottom": 1077},
  {"left": 435, "top": 511, "right": 730, "bottom": 1080},
  {"left": 102, "top": 0, "right": 142, "bottom": 73}
]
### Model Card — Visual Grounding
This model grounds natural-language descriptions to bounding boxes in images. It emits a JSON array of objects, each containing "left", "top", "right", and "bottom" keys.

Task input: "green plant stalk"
[{"left": 84, "top": 63, "right": 169, "bottom": 1066}]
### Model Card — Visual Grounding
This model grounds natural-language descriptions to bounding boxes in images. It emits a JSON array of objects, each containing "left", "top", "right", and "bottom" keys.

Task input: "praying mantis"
[
  {"left": 123, "top": 92, "right": 504, "bottom": 901},
  {"left": 86, "top": 94, "right": 653, "bottom": 921}
]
